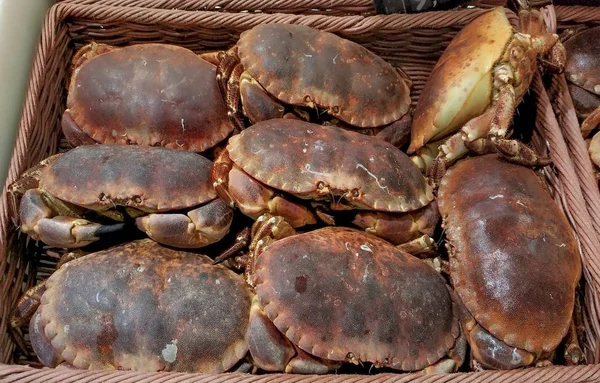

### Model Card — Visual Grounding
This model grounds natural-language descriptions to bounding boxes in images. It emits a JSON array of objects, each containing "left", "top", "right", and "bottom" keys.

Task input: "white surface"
[{"left": 0, "top": 0, "right": 55, "bottom": 184}]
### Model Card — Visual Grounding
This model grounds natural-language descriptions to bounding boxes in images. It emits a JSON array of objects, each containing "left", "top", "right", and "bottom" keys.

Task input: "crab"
[
  {"left": 210, "top": 23, "right": 413, "bottom": 148},
  {"left": 407, "top": 7, "right": 565, "bottom": 180},
  {"left": 560, "top": 26, "right": 600, "bottom": 171},
  {"left": 211, "top": 118, "right": 439, "bottom": 255},
  {"left": 242, "top": 219, "right": 466, "bottom": 373},
  {"left": 9, "top": 144, "right": 233, "bottom": 249},
  {"left": 437, "top": 154, "right": 583, "bottom": 369},
  {"left": 10, "top": 239, "right": 254, "bottom": 373},
  {"left": 61, "top": 42, "right": 236, "bottom": 154}
]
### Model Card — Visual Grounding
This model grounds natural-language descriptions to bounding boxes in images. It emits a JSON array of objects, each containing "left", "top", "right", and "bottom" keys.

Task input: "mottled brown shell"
[
  {"left": 227, "top": 119, "right": 433, "bottom": 212},
  {"left": 237, "top": 24, "right": 411, "bottom": 128},
  {"left": 437, "top": 154, "right": 581, "bottom": 354},
  {"left": 41, "top": 145, "right": 216, "bottom": 212},
  {"left": 30, "top": 239, "right": 252, "bottom": 372},
  {"left": 253, "top": 227, "right": 459, "bottom": 371},
  {"left": 564, "top": 26, "right": 600, "bottom": 95},
  {"left": 66, "top": 43, "right": 234, "bottom": 152}
]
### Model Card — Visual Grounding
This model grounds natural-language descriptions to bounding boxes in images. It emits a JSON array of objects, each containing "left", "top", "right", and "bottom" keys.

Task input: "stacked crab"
[{"left": 8, "top": 6, "right": 584, "bottom": 376}]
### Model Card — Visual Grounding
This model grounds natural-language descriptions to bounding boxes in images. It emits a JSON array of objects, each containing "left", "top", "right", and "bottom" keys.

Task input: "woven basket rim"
[
  {"left": 2, "top": 363, "right": 600, "bottom": 382},
  {"left": 0, "top": 2, "right": 598, "bottom": 382}
]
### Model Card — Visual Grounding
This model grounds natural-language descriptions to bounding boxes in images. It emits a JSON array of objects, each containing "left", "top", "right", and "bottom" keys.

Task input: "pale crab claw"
[{"left": 408, "top": 7, "right": 564, "bottom": 177}]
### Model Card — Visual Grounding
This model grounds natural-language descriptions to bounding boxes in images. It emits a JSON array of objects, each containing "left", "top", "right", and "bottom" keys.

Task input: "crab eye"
[
  {"left": 98, "top": 192, "right": 106, "bottom": 201},
  {"left": 332, "top": 106, "right": 340, "bottom": 114},
  {"left": 346, "top": 352, "right": 355, "bottom": 360},
  {"left": 304, "top": 95, "right": 312, "bottom": 103},
  {"left": 317, "top": 181, "right": 326, "bottom": 190},
  {"left": 133, "top": 196, "right": 142, "bottom": 204},
  {"left": 351, "top": 189, "right": 360, "bottom": 198}
]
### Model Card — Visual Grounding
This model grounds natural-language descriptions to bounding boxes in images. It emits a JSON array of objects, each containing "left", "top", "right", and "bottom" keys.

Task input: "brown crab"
[
  {"left": 9, "top": 144, "right": 232, "bottom": 249},
  {"left": 211, "top": 23, "right": 412, "bottom": 147},
  {"left": 561, "top": 26, "right": 600, "bottom": 170},
  {"left": 62, "top": 42, "right": 236, "bottom": 154},
  {"left": 407, "top": 7, "right": 565, "bottom": 179},
  {"left": 10, "top": 239, "right": 253, "bottom": 372},
  {"left": 437, "top": 154, "right": 582, "bottom": 369},
  {"left": 243, "top": 220, "right": 466, "bottom": 373},
  {"left": 211, "top": 118, "right": 439, "bottom": 255}
]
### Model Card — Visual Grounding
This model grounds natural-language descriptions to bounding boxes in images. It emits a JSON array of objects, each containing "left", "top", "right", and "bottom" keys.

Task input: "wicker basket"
[{"left": 1, "top": 2, "right": 600, "bottom": 382}]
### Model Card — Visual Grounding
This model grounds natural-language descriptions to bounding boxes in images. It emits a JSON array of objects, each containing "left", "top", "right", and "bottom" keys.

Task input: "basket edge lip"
[
  {"left": 1, "top": 361, "right": 600, "bottom": 379},
  {"left": 51, "top": 1, "right": 519, "bottom": 26}
]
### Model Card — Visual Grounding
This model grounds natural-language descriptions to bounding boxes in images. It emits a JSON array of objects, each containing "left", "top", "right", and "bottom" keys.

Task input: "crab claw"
[
  {"left": 20, "top": 189, "right": 125, "bottom": 248},
  {"left": 135, "top": 198, "right": 233, "bottom": 248},
  {"left": 491, "top": 137, "right": 552, "bottom": 167}
]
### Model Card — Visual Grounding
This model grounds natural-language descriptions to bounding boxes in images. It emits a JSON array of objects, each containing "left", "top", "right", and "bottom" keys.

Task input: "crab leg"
[
  {"left": 351, "top": 202, "right": 439, "bottom": 255},
  {"left": 239, "top": 73, "right": 286, "bottom": 125},
  {"left": 10, "top": 282, "right": 47, "bottom": 355},
  {"left": 397, "top": 235, "right": 437, "bottom": 256},
  {"left": 212, "top": 149, "right": 317, "bottom": 228},
  {"left": 581, "top": 106, "right": 600, "bottom": 138},
  {"left": 246, "top": 295, "right": 338, "bottom": 374},
  {"left": 198, "top": 50, "right": 223, "bottom": 66},
  {"left": 226, "top": 63, "right": 247, "bottom": 133},
  {"left": 564, "top": 318, "right": 584, "bottom": 365},
  {"left": 20, "top": 189, "right": 125, "bottom": 248},
  {"left": 61, "top": 111, "right": 97, "bottom": 147},
  {"left": 135, "top": 198, "right": 233, "bottom": 248},
  {"left": 213, "top": 226, "right": 251, "bottom": 265},
  {"left": 216, "top": 47, "right": 240, "bottom": 99},
  {"left": 488, "top": 81, "right": 517, "bottom": 139}
]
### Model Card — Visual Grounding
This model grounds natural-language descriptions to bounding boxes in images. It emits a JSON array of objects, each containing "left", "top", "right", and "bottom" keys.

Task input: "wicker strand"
[
  {"left": 550, "top": 75, "right": 600, "bottom": 263},
  {"left": 554, "top": 5, "right": 600, "bottom": 25},
  {"left": 3, "top": 364, "right": 600, "bottom": 383}
]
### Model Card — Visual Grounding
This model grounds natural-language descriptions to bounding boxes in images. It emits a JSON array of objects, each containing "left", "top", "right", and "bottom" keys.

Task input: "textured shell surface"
[
  {"left": 67, "top": 43, "right": 233, "bottom": 152},
  {"left": 228, "top": 119, "right": 433, "bottom": 212},
  {"left": 41, "top": 144, "right": 216, "bottom": 212},
  {"left": 252, "top": 227, "right": 459, "bottom": 371},
  {"left": 237, "top": 24, "right": 411, "bottom": 128},
  {"left": 437, "top": 154, "right": 581, "bottom": 354},
  {"left": 30, "top": 239, "right": 252, "bottom": 372}
]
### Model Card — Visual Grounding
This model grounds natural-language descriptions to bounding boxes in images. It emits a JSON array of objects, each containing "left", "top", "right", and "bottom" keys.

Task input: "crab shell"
[
  {"left": 252, "top": 227, "right": 461, "bottom": 371},
  {"left": 227, "top": 119, "right": 433, "bottom": 212},
  {"left": 40, "top": 144, "right": 217, "bottom": 213},
  {"left": 564, "top": 26, "right": 600, "bottom": 97},
  {"left": 407, "top": 7, "right": 526, "bottom": 153},
  {"left": 29, "top": 239, "right": 252, "bottom": 372},
  {"left": 63, "top": 43, "right": 234, "bottom": 153},
  {"left": 437, "top": 154, "right": 581, "bottom": 368},
  {"left": 237, "top": 24, "right": 411, "bottom": 128}
]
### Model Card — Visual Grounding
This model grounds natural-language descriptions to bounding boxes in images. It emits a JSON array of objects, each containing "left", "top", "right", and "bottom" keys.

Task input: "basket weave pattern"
[
  {"left": 0, "top": 2, "right": 599, "bottom": 382},
  {"left": 59, "top": 0, "right": 508, "bottom": 15},
  {"left": 543, "top": 5, "right": 600, "bottom": 365}
]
